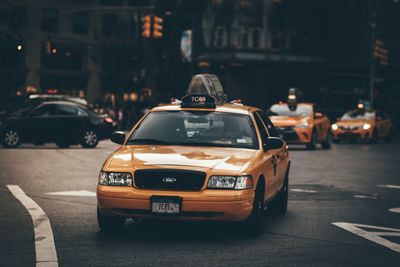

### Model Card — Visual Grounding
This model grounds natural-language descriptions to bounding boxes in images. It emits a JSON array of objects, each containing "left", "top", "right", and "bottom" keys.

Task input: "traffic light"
[
  {"left": 153, "top": 16, "right": 163, "bottom": 38},
  {"left": 373, "top": 39, "right": 388, "bottom": 65},
  {"left": 142, "top": 15, "right": 152, "bottom": 38},
  {"left": 141, "top": 15, "right": 163, "bottom": 39}
]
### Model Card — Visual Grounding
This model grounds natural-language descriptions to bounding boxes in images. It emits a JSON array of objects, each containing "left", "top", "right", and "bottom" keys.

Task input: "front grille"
[
  {"left": 339, "top": 125, "right": 360, "bottom": 130},
  {"left": 134, "top": 169, "right": 206, "bottom": 191},
  {"left": 276, "top": 127, "right": 299, "bottom": 141},
  {"left": 338, "top": 133, "right": 361, "bottom": 139}
]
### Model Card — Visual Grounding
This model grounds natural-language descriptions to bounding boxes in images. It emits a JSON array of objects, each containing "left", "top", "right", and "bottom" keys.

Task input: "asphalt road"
[{"left": 1, "top": 139, "right": 400, "bottom": 266}]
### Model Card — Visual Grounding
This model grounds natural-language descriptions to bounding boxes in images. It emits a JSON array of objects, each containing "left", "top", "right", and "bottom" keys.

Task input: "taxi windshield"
[
  {"left": 269, "top": 104, "right": 312, "bottom": 117},
  {"left": 127, "top": 111, "right": 258, "bottom": 149},
  {"left": 341, "top": 110, "right": 375, "bottom": 121}
]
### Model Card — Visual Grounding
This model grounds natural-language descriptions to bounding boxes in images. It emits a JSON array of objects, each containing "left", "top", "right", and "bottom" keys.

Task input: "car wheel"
[
  {"left": 269, "top": 170, "right": 289, "bottom": 215},
  {"left": 97, "top": 208, "right": 125, "bottom": 232},
  {"left": 384, "top": 129, "right": 393, "bottom": 143},
  {"left": 306, "top": 130, "right": 318, "bottom": 150},
  {"left": 2, "top": 129, "right": 21, "bottom": 148},
  {"left": 321, "top": 131, "right": 332, "bottom": 150},
  {"left": 243, "top": 182, "right": 264, "bottom": 236},
  {"left": 81, "top": 129, "right": 99, "bottom": 148},
  {"left": 369, "top": 129, "right": 378, "bottom": 144}
]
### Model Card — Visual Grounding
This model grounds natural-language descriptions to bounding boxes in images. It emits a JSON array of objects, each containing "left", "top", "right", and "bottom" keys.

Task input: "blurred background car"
[
  {"left": 331, "top": 109, "right": 393, "bottom": 143},
  {"left": 0, "top": 101, "right": 115, "bottom": 148},
  {"left": 0, "top": 94, "right": 88, "bottom": 116}
]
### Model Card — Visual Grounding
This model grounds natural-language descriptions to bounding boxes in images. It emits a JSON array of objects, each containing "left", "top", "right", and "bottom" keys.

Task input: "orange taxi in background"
[
  {"left": 268, "top": 102, "right": 332, "bottom": 150},
  {"left": 331, "top": 109, "right": 393, "bottom": 143},
  {"left": 97, "top": 74, "right": 290, "bottom": 235}
]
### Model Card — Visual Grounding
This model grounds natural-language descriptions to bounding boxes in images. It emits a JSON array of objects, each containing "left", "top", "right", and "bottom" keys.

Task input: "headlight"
[
  {"left": 296, "top": 122, "right": 309, "bottom": 128},
  {"left": 331, "top": 124, "right": 338, "bottom": 130},
  {"left": 207, "top": 175, "right": 253, "bottom": 190},
  {"left": 362, "top": 123, "right": 371, "bottom": 130},
  {"left": 99, "top": 171, "right": 133, "bottom": 186}
]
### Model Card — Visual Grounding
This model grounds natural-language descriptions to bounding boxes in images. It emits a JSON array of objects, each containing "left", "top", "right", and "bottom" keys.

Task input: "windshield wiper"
[{"left": 127, "top": 138, "right": 168, "bottom": 145}]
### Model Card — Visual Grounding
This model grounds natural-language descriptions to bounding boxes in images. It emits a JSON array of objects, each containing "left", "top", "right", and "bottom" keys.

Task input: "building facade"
[{"left": 0, "top": 0, "right": 151, "bottom": 102}]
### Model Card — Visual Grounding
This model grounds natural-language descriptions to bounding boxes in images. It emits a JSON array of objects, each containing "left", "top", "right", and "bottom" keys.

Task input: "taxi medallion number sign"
[
  {"left": 191, "top": 96, "right": 206, "bottom": 103},
  {"left": 151, "top": 196, "right": 181, "bottom": 215}
]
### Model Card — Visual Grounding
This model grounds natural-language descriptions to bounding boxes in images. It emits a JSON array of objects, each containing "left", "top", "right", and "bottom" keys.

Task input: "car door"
[
  {"left": 52, "top": 103, "right": 88, "bottom": 143},
  {"left": 256, "top": 111, "right": 288, "bottom": 180},
  {"left": 253, "top": 112, "right": 281, "bottom": 200},
  {"left": 24, "top": 104, "right": 58, "bottom": 143}
]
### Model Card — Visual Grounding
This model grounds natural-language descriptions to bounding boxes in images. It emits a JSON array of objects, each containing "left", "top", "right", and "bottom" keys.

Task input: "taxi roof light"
[{"left": 181, "top": 74, "right": 227, "bottom": 108}]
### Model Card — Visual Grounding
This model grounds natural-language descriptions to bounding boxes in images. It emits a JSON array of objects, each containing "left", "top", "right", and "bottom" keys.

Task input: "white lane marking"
[
  {"left": 46, "top": 190, "right": 96, "bottom": 197},
  {"left": 7, "top": 185, "right": 58, "bottom": 267},
  {"left": 290, "top": 188, "right": 317, "bottom": 193},
  {"left": 377, "top": 184, "right": 400, "bottom": 189},
  {"left": 333, "top": 222, "right": 400, "bottom": 254},
  {"left": 389, "top": 207, "right": 400, "bottom": 214},
  {"left": 353, "top": 195, "right": 378, "bottom": 200}
]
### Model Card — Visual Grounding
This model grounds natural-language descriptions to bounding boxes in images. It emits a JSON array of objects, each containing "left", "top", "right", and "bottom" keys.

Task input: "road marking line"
[
  {"left": 46, "top": 190, "right": 96, "bottom": 197},
  {"left": 353, "top": 195, "right": 378, "bottom": 200},
  {"left": 7, "top": 185, "right": 58, "bottom": 267},
  {"left": 290, "top": 188, "right": 317, "bottom": 193},
  {"left": 389, "top": 207, "right": 400, "bottom": 214},
  {"left": 377, "top": 184, "right": 400, "bottom": 189},
  {"left": 333, "top": 222, "right": 400, "bottom": 254}
]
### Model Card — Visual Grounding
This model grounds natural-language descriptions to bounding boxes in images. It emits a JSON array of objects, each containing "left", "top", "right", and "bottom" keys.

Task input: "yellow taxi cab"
[
  {"left": 97, "top": 74, "right": 290, "bottom": 235},
  {"left": 268, "top": 90, "right": 332, "bottom": 150},
  {"left": 331, "top": 103, "right": 393, "bottom": 143}
]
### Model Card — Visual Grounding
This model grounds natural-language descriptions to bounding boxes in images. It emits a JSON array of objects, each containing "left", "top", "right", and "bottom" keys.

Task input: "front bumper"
[
  {"left": 332, "top": 129, "right": 372, "bottom": 140},
  {"left": 97, "top": 186, "right": 254, "bottom": 222},
  {"left": 276, "top": 126, "right": 312, "bottom": 144}
]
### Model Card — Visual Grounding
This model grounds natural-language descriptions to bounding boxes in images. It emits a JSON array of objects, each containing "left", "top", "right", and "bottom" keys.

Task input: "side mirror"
[
  {"left": 314, "top": 112, "right": 324, "bottom": 119},
  {"left": 111, "top": 131, "right": 126, "bottom": 145},
  {"left": 263, "top": 137, "right": 285, "bottom": 151}
]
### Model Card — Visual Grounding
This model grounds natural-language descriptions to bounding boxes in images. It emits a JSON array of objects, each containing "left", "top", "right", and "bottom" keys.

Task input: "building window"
[
  {"left": 9, "top": 6, "right": 27, "bottom": 31},
  {"left": 102, "top": 14, "right": 118, "bottom": 36},
  {"left": 42, "top": 8, "right": 59, "bottom": 33},
  {"left": 72, "top": 12, "right": 89, "bottom": 34}
]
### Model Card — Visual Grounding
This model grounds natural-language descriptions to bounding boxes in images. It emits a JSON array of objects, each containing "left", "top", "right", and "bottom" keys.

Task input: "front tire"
[
  {"left": 321, "top": 131, "right": 332, "bottom": 150},
  {"left": 269, "top": 170, "right": 289, "bottom": 215},
  {"left": 81, "top": 129, "right": 99, "bottom": 148},
  {"left": 306, "top": 130, "right": 318, "bottom": 150},
  {"left": 97, "top": 208, "right": 125, "bottom": 232},
  {"left": 2, "top": 129, "right": 21, "bottom": 148},
  {"left": 244, "top": 183, "right": 264, "bottom": 236},
  {"left": 369, "top": 129, "right": 378, "bottom": 144}
]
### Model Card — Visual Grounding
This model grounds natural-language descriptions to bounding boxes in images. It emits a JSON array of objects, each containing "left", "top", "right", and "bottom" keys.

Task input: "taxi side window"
[
  {"left": 253, "top": 112, "right": 269, "bottom": 144},
  {"left": 255, "top": 111, "right": 279, "bottom": 137}
]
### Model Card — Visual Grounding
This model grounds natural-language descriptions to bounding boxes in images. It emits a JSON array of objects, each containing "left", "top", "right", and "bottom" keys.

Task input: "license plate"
[{"left": 151, "top": 196, "right": 181, "bottom": 215}]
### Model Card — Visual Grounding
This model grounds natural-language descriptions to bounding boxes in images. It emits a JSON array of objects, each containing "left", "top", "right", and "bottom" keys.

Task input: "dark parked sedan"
[{"left": 0, "top": 101, "right": 115, "bottom": 148}]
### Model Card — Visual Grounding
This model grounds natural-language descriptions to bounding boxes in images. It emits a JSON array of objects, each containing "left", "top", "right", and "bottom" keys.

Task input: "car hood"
[
  {"left": 270, "top": 116, "right": 309, "bottom": 127},
  {"left": 106, "top": 145, "right": 257, "bottom": 173}
]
